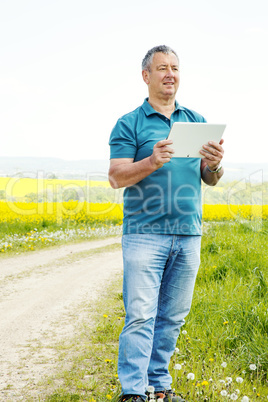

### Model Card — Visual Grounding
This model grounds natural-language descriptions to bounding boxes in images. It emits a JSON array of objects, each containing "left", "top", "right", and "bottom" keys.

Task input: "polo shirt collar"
[{"left": 141, "top": 98, "right": 185, "bottom": 116}]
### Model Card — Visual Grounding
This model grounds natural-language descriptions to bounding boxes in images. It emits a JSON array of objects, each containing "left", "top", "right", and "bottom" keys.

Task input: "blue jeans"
[{"left": 118, "top": 234, "right": 201, "bottom": 398}]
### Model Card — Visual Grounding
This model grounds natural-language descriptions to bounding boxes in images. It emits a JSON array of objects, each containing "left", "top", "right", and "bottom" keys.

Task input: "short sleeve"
[{"left": 109, "top": 118, "right": 137, "bottom": 159}]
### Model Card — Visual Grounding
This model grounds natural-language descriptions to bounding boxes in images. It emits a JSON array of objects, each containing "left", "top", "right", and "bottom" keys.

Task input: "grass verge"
[{"left": 0, "top": 224, "right": 122, "bottom": 257}]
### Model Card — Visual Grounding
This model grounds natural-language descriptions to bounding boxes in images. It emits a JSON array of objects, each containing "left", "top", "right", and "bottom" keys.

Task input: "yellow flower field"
[
  {"left": 0, "top": 200, "right": 267, "bottom": 226},
  {"left": 202, "top": 204, "right": 268, "bottom": 221},
  {"left": 0, "top": 200, "right": 123, "bottom": 226},
  {"left": 0, "top": 201, "right": 267, "bottom": 254},
  {"left": 0, "top": 200, "right": 123, "bottom": 253},
  {"left": 0, "top": 177, "right": 110, "bottom": 198}
]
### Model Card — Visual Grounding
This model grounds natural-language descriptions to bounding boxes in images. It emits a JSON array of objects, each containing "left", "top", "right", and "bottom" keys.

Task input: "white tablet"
[{"left": 167, "top": 122, "right": 226, "bottom": 158}]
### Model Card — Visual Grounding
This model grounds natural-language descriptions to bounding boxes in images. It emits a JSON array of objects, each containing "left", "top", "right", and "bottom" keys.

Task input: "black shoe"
[
  {"left": 120, "top": 395, "right": 146, "bottom": 402},
  {"left": 151, "top": 390, "right": 186, "bottom": 402}
]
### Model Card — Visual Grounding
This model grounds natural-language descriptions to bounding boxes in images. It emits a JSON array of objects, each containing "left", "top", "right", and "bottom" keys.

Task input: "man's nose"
[{"left": 166, "top": 68, "right": 175, "bottom": 77}]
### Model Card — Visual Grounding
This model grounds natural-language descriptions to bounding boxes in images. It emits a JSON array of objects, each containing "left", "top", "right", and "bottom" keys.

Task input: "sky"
[{"left": 0, "top": 0, "right": 268, "bottom": 163}]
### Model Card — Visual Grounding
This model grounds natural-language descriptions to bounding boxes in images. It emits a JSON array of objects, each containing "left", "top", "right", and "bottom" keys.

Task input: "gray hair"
[{"left": 142, "top": 45, "right": 179, "bottom": 71}]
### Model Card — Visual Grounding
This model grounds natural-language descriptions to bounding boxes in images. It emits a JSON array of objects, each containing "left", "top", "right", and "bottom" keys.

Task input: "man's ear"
[{"left": 142, "top": 69, "right": 149, "bottom": 85}]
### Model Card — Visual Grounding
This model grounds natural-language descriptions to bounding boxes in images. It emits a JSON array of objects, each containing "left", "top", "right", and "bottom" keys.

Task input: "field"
[
  {"left": 0, "top": 176, "right": 267, "bottom": 401},
  {"left": 0, "top": 177, "right": 111, "bottom": 198},
  {"left": 0, "top": 176, "right": 267, "bottom": 255},
  {"left": 1, "top": 177, "right": 268, "bottom": 205},
  {"left": 0, "top": 199, "right": 267, "bottom": 255}
]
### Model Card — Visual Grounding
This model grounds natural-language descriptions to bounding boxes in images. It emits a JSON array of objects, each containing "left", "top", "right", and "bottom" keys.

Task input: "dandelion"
[
  {"left": 174, "top": 347, "right": 180, "bottom": 354},
  {"left": 187, "top": 373, "right": 195, "bottom": 380},
  {"left": 241, "top": 397, "right": 250, "bottom": 402},
  {"left": 103, "top": 314, "right": 108, "bottom": 318},
  {"left": 209, "top": 358, "right": 214, "bottom": 362},
  {"left": 174, "top": 364, "right": 182, "bottom": 370},
  {"left": 226, "top": 377, "right": 232, "bottom": 383},
  {"left": 249, "top": 364, "right": 257, "bottom": 370},
  {"left": 201, "top": 380, "right": 209, "bottom": 386},
  {"left": 236, "top": 377, "right": 243, "bottom": 383},
  {"left": 230, "top": 393, "right": 238, "bottom": 400},
  {"left": 235, "top": 389, "right": 240, "bottom": 394},
  {"left": 181, "top": 330, "right": 187, "bottom": 335},
  {"left": 147, "top": 386, "right": 155, "bottom": 393},
  {"left": 106, "top": 395, "right": 112, "bottom": 400},
  {"left": 105, "top": 359, "right": 112, "bottom": 363},
  {"left": 223, "top": 321, "right": 229, "bottom": 325},
  {"left": 221, "top": 362, "right": 227, "bottom": 368},
  {"left": 220, "top": 390, "right": 228, "bottom": 396}
]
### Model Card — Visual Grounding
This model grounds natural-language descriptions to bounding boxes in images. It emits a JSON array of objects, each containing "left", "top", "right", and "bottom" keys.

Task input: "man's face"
[{"left": 143, "top": 52, "right": 180, "bottom": 100}]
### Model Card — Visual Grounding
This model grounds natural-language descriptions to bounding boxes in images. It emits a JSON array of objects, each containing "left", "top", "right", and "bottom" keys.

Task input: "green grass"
[
  {"left": 0, "top": 222, "right": 122, "bottom": 256},
  {"left": 170, "top": 221, "right": 268, "bottom": 400},
  {"left": 8, "top": 221, "right": 268, "bottom": 401}
]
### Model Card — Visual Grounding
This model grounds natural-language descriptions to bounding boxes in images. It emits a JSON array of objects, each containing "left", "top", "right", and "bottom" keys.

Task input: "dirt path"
[{"left": 0, "top": 236, "right": 123, "bottom": 401}]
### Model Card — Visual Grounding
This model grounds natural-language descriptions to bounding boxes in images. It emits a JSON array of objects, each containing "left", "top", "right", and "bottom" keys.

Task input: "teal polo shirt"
[{"left": 109, "top": 98, "right": 206, "bottom": 235}]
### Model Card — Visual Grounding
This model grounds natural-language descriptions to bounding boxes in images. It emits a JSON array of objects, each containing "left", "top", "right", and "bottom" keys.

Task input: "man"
[{"left": 108, "top": 45, "right": 224, "bottom": 402}]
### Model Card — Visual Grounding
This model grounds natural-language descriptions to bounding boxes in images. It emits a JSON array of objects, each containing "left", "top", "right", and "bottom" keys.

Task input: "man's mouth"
[{"left": 163, "top": 82, "right": 174, "bottom": 85}]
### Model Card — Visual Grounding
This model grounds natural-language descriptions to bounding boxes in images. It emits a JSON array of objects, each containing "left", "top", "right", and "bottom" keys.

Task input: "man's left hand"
[{"left": 200, "top": 138, "right": 224, "bottom": 171}]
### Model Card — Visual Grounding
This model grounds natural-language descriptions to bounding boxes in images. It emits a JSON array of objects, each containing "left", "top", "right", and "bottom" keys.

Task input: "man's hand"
[
  {"left": 200, "top": 138, "right": 224, "bottom": 186},
  {"left": 149, "top": 139, "right": 174, "bottom": 169},
  {"left": 109, "top": 139, "right": 174, "bottom": 189},
  {"left": 200, "top": 138, "right": 224, "bottom": 171}
]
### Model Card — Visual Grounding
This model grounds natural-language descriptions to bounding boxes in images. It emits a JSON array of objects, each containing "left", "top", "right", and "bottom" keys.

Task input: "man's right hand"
[
  {"left": 109, "top": 139, "right": 174, "bottom": 189},
  {"left": 149, "top": 139, "right": 174, "bottom": 169}
]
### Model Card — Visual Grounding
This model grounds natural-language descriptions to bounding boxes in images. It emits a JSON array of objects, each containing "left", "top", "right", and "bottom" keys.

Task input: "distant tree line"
[
  {"left": 203, "top": 181, "right": 267, "bottom": 205},
  {"left": 0, "top": 182, "right": 267, "bottom": 205}
]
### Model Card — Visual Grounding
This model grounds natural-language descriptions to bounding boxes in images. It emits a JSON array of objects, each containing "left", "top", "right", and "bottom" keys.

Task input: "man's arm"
[
  {"left": 200, "top": 139, "right": 224, "bottom": 186},
  {"left": 108, "top": 139, "right": 174, "bottom": 189}
]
